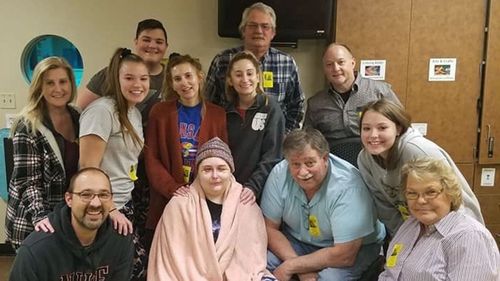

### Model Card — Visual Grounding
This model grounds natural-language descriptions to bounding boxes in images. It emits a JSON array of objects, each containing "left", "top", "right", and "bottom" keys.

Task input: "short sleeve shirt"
[
  {"left": 79, "top": 97, "right": 143, "bottom": 208},
  {"left": 261, "top": 154, "right": 384, "bottom": 247}
]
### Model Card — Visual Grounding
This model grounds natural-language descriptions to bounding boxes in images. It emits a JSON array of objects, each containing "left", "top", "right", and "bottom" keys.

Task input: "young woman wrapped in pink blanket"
[{"left": 148, "top": 137, "right": 275, "bottom": 281}]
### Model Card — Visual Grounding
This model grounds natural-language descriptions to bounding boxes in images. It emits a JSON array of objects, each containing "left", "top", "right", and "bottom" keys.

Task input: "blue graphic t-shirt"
[{"left": 178, "top": 102, "right": 202, "bottom": 183}]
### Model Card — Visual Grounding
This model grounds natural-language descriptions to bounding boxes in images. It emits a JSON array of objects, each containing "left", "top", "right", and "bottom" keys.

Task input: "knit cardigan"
[{"left": 144, "top": 100, "right": 227, "bottom": 229}]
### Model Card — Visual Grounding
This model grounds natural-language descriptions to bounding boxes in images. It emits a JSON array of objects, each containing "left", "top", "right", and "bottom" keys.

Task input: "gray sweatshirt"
[{"left": 357, "top": 127, "right": 484, "bottom": 236}]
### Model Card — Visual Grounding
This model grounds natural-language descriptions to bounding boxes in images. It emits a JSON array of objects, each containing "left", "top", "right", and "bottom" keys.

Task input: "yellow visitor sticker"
[
  {"left": 182, "top": 165, "right": 192, "bottom": 183},
  {"left": 397, "top": 205, "right": 410, "bottom": 221},
  {"left": 263, "top": 71, "right": 273, "bottom": 88},
  {"left": 386, "top": 243, "right": 403, "bottom": 268},
  {"left": 308, "top": 215, "right": 321, "bottom": 237},
  {"left": 129, "top": 164, "right": 138, "bottom": 181}
]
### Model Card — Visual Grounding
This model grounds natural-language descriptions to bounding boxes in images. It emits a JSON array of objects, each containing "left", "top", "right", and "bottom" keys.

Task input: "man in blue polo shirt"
[{"left": 261, "top": 128, "right": 385, "bottom": 280}]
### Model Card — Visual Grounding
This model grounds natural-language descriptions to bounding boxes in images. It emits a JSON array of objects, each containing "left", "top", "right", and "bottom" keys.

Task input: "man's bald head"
[{"left": 322, "top": 43, "right": 356, "bottom": 93}]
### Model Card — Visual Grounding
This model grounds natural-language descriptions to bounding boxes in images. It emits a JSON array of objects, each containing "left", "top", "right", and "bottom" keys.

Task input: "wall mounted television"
[{"left": 218, "top": 0, "right": 335, "bottom": 45}]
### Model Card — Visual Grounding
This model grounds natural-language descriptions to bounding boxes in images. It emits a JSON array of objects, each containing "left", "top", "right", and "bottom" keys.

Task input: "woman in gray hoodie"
[{"left": 357, "top": 98, "right": 483, "bottom": 236}]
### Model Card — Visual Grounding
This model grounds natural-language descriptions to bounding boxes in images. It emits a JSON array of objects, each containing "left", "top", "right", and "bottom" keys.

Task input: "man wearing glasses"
[
  {"left": 205, "top": 2, "right": 305, "bottom": 133},
  {"left": 9, "top": 168, "right": 133, "bottom": 281},
  {"left": 261, "top": 129, "right": 386, "bottom": 281}
]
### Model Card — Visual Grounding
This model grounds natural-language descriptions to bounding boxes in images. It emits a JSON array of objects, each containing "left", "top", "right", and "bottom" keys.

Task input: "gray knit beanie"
[{"left": 196, "top": 137, "right": 234, "bottom": 172}]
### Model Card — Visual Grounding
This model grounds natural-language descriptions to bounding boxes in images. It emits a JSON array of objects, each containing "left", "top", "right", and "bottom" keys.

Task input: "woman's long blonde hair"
[{"left": 11, "top": 57, "right": 76, "bottom": 136}]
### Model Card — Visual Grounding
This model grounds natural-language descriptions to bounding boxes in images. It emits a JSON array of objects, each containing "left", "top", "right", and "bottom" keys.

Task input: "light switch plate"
[{"left": 480, "top": 168, "right": 495, "bottom": 187}]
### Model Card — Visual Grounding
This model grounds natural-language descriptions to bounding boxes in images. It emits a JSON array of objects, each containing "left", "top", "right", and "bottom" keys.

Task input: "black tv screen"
[{"left": 218, "top": 0, "right": 335, "bottom": 42}]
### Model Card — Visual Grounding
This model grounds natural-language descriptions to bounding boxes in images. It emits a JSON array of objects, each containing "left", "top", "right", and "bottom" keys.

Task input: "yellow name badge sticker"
[
  {"left": 397, "top": 205, "right": 410, "bottom": 221},
  {"left": 308, "top": 215, "right": 321, "bottom": 237},
  {"left": 263, "top": 71, "right": 273, "bottom": 88},
  {"left": 386, "top": 243, "right": 403, "bottom": 268},
  {"left": 129, "top": 164, "right": 138, "bottom": 181},
  {"left": 182, "top": 165, "right": 192, "bottom": 183}
]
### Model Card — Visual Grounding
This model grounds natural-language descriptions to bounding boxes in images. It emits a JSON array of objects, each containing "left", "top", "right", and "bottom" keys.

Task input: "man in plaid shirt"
[{"left": 205, "top": 2, "right": 304, "bottom": 133}]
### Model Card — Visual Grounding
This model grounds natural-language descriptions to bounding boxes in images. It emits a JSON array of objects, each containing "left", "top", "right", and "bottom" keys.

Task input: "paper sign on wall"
[
  {"left": 411, "top": 123, "right": 428, "bottom": 136},
  {"left": 360, "top": 60, "right": 386, "bottom": 80},
  {"left": 480, "top": 168, "right": 495, "bottom": 187},
  {"left": 428, "top": 58, "right": 456, "bottom": 81}
]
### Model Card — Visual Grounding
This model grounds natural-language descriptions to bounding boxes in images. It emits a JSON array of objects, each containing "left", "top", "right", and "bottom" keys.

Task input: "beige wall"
[{"left": 0, "top": 0, "right": 325, "bottom": 242}]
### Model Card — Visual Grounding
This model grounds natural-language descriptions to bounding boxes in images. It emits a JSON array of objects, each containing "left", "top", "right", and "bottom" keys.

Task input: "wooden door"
[
  {"left": 480, "top": 0, "right": 500, "bottom": 164},
  {"left": 405, "top": 0, "right": 486, "bottom": 164}
]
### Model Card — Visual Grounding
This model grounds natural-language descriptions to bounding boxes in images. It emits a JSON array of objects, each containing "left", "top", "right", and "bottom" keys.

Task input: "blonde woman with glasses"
[{"left": 379, "top": 157, "right": 499, "bottom": 281}]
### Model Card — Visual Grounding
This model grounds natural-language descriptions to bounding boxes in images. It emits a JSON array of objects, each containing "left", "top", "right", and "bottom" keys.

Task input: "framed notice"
[
  {"left": 411, "top": 123, "right": 428, "bottom": 136},
  {"left": 360, "top": 60, "right": 386, "bottom": 80},
  {"left": 428, "top": 58, "right": 456, "bottom": 81}
]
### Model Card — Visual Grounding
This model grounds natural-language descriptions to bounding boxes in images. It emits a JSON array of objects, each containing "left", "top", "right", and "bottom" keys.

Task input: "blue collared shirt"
[{"left": 261, "top": 154, "right": 385, "bottom": 248}]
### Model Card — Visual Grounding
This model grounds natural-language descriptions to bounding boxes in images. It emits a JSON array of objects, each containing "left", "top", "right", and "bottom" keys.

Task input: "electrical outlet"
[{"left": 0, "top": 93, "right": 16, "bottom": 109}]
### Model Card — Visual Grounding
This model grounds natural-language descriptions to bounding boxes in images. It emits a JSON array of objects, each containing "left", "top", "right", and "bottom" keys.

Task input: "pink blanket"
[{"left": 148, "top": 177, "right": 273, "bottom": 280}]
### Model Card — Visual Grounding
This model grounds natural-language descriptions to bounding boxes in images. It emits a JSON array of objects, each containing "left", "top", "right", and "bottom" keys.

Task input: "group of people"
[{"left": 5, "top": 1, "right": 499, "bottom": 281}]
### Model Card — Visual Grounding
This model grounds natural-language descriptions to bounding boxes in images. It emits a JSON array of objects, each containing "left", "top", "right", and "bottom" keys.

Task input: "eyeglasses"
[
  {"left": 71, "top": 191, "right": 113, "bottom": 202},
  {"left": 246, "top": 22, "right": 273, "bottom": 31},
  {"left": 405, "top": 188, "right": 443, "bottom": 201}
]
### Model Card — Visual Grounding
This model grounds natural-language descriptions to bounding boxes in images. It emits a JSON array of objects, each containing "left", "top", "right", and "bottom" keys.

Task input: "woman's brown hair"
[
  {"left": 360, "top": 98, "right": 411, "bottom": 169},
  {"left": 224, "top": 51, "right": 264, "bottom": 105},
  {"left": 104, "top": 48, "right": 146, "bottom": 148}
]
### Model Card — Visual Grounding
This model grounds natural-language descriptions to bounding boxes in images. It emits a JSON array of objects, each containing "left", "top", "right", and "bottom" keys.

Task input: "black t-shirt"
[{"left": 206, "top": 199, "right": 223, "bottom": 242}]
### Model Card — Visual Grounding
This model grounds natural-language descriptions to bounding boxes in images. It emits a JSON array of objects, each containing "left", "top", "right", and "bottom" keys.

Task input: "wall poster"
[
  {"left": 428, "top": 58, "right": 457, "bottom": 81},
  {"left": 360, "top": 60, "right": 386, "bottom": 80}
]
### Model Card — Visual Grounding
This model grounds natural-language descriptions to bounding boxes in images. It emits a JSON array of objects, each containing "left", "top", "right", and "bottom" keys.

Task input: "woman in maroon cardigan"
[{"left": 144, "top": 54, "right": 227, "bottom": 248}]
